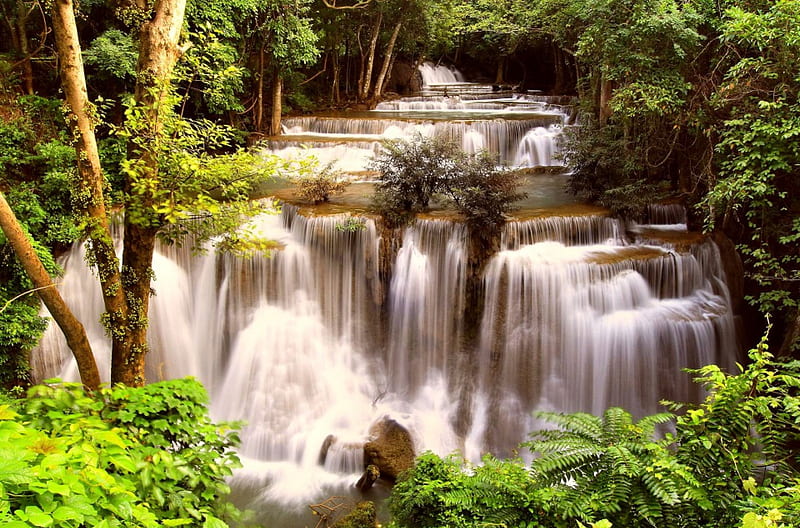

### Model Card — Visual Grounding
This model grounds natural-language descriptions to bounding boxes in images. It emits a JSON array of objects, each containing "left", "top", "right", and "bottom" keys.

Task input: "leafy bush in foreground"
[{"left": 0, "top": 378, "right": 241, "bottom": 528}]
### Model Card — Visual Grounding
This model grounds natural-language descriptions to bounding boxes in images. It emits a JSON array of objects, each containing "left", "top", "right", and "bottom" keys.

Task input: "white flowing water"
[
  {"left": 264, "top": 63, "right": 568, "bottom": 174},
  {"left": 32, "top": 67, "right": 739, "bottom": 527}
]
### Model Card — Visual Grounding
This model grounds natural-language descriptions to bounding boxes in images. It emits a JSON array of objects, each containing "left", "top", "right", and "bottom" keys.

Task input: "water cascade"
[
  {"left": 33, "top": 65, "right": 739, "bottom": 526},
  {"left": 265, "top": 63, "right": 568, "bottom": 174}
]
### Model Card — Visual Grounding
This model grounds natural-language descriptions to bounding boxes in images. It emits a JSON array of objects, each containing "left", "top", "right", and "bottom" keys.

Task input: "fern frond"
[{"left": 532, "top": 411, "right": 603, "bottom": 441}]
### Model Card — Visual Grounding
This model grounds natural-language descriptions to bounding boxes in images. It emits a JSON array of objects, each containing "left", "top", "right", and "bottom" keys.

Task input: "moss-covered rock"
[{"left": 333, "top": 501, "right": 377, "bottom": 528}]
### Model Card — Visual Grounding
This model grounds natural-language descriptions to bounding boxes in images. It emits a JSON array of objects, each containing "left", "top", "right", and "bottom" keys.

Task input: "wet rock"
[
  {"left": 318, "top": 434, "right": 337, "bottom": 466},
  {"left": 363, "top": 417, "right": 415, "bottom": 481},
  {"left": 333, "top": 501, "right": 377, "bottom": 528},
  {"left": 356, "top": 464, "right": 380, "bottom": 492},
  {"left": 388, "top": 61, "right": 423, "bottom": 94}
]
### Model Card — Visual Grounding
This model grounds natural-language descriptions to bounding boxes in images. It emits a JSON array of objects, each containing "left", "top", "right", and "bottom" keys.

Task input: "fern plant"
[
  {"left": 524, "top": 407, "right": 703, "bottom": 528},
  {"left": 388, "top": 452, "right": 547, "bottom": 528}
]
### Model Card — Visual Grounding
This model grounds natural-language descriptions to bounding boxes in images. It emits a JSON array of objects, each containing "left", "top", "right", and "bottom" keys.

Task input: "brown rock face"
[
  {"left": 388, "top": 61, "right": 423, "bottom": 94},
  {"left": 363, "top": 417, "right": 415, "bottom": 481}
]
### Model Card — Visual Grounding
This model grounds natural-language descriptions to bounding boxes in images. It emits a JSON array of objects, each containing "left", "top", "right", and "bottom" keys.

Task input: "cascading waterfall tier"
[
  {"left": 262, "top": 63, "right": 569, "bottom": 175},
  {"left": 33, "top": 205, "right": 738, "bottom": 524}
]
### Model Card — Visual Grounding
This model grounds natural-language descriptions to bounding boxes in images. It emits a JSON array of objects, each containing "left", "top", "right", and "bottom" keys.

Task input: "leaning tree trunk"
[
  {"left": 370, "top": 20, "right": 401, "bottom": 106},
  {"left": 358, "top": 12, "right": 382, "bottom": 102},
  {"left": 113, "top": 0, "right": 188, "bottom": 386},
  {"left": 0, "top": 193, "right": 100, "bottom": 390}
]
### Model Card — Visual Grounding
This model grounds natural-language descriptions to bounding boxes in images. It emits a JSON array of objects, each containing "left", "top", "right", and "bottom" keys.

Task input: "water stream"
[{"left": 32, "top": 63, "right": 738, "bottom": 526}]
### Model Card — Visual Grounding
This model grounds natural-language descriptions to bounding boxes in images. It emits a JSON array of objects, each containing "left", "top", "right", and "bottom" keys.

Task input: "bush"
[
  {"left": 0, "top": 378, "right": 242, "bottom": 528},
  {"left": 291, "top": 163, "right": 350, "bottom": 204},
  {"left": 370, "top": 135, "right": 525, "bottom": 232},
  {"left": 389, "top": 452, "right": 544, "bottom": 528}
]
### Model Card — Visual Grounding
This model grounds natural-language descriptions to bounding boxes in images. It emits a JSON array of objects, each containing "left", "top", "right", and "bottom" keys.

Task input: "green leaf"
[
  {"left": 46, "top": 481, "right": 70, "bottom": 496},
  {"left": 162, "top": 519, "right": 193, "bottom": 526},
  {"left": 24, "top": 507, "right": 52, "bottom": 527}
]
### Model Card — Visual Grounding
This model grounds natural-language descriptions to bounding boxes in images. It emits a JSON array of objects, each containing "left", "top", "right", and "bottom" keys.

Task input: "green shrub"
[
  {"left": 370, "top": 135, "right": 525, "bottom": 233},
  {"left": 389, "top": 452, "right": 545, "bottom": 528},
  {"left": 525, "top": 408, "right": 702, "bottom": 528},
  {"left": 291, "top": 163, "right": 350, "bottom": 204},
  {"left": 0, "top": 378, "right": 242, "bottom": 528}
]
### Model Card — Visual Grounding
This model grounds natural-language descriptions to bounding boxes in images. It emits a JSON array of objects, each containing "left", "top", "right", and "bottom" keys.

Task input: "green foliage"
[
  {"left": 333, "top": 501, "right": 377, "bottom": 528},
  {"left": 525, "top": 408, "right": 701, "bottom": 528},
  {"left": 371, "top": 135, "right": 461, "bottom": 215},
  {"left": 178, "top": 31, "right": 247, "bottom": 114},
  {"left": 701, "top": 0, "right": 800, "bottom": 316},
  {"left": 84, "top": 30, "right": 138, "bottom": 83},
  {"left": 563, "top": 119, "right": 666, "bottom": 218},
  {"left": 290, "top": 163, "right": 350, "bottom": 204},
  {"left": 0, "top": 96, "right": 82, "bottom": 389},
  {"left": 666, "top": 332, "right": 800, "bottom": 526},
  {"left": 335, "top": 216, "right": 367, "bottom": 233},
  {"left": 113, "top": 88, "right": 303, "bottom": 250},
  {"left": 371, "top": 134, "right": 524, "bottom": 233},
  {"left": 389, "top": 452, "right": 544, "bottom": 528},
  {"left": 0, "top": 378, "right": 242, "bottom": 527}
]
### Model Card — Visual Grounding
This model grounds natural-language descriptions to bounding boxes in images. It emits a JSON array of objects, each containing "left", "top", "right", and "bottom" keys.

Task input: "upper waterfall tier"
[
  {"left": 260, "top": 62, "right": 571, "bottom": 174},
  {"left": 269, "top": 114, "right": 564, "bottom": 170}
]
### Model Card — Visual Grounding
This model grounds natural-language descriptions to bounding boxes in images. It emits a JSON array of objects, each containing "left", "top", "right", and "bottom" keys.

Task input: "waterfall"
[
  {"left": 32, "top": 73, "right": 739, "bottom": 527},
  {"left": 418, "top": 61, "right": 465, "bottom": 85},
  {"left": 475, "top": 235, "right": 736, "bottom": 454},
  {"left": 387, "top": 220, "right": 467, "bottom": 394},
  {"left": 514, "top": 125, "right": 564, "bottom": 168}
]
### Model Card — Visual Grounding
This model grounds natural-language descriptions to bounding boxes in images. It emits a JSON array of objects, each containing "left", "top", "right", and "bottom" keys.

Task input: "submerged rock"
[{"left": 363, "top": 417, "right": 415, "bottom": 481}]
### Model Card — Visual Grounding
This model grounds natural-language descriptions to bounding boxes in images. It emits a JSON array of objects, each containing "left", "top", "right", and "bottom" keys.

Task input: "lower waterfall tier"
[{"left": 32, "top": 204, "right": 739, "bottom": 524}]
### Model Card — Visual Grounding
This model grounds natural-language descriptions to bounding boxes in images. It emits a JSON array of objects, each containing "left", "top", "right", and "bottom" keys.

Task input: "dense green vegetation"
[
  {"left": 0, "top": 378, "right": 242, "bottom": 527},
  {"left": 0, "top": 0, "right": 798, "bottom": 526},
  {"left": 389, "top": 336, "right": 800, "bottom": 528}
]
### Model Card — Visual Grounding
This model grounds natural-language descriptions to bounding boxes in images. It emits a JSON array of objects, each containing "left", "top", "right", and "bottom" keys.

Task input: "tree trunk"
[
  {"left": 331, "top": 51, "right": 341, "bottom": 104},
  {"left": 15, "top": 0, "right": 33, "bottom": 94},
  {"left": 779, "top": 309, "right": 800, "bottom": 358},
  {"left": 370, "top": 20, "right": 401, "bottom": 106},
  {"left": 552, "top": 44, "right": 565, "bottom": 94},
  {"left": 270, "top": 72, "right": 282, "bottom": 136},
  {"left": 255, "top": 46, "right": 265, "bottom": 132},
  {"left": 495, "top": 58, "right": 505, "bottom": 84},
  {"left": 359, "top": 12, "right": 382, "bottom": 102},
  {"left": 50, "top": 0, "right": 127, "bottom": 380},
  {"left": 599, "top": 74, "right": 613, "bottom": 125},
  {"left": 0, "top": 193, "right": 100, "bottom": 390},
  {"left": 112, "top": 0, "right": 188, "bottom": 386}
]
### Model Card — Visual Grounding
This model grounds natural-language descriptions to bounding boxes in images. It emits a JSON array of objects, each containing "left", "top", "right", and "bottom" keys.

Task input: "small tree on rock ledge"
[{"left": 370, "top": 134, "right": 525, "bottom": 240}]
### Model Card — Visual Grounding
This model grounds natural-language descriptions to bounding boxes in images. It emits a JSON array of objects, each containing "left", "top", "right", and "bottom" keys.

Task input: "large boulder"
[
  {"left": 387, "top": 61, "right": 423, "bottom": 94},
  {"left": 363, "top": 417, "right": 415, "bottom": 481}
]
